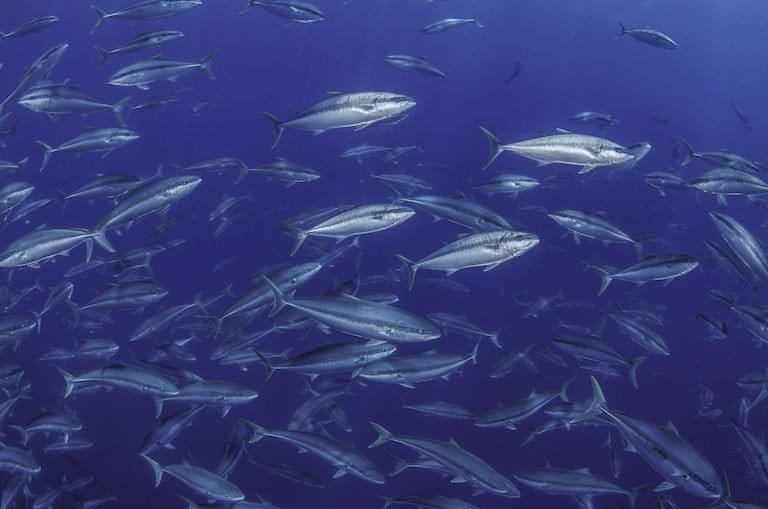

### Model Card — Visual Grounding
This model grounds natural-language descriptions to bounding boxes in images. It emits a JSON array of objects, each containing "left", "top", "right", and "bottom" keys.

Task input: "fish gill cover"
[{"left": 0, "top": 0, "right": 766, "bottom": 508}]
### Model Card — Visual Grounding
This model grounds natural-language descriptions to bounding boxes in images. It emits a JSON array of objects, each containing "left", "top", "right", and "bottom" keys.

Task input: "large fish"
[
  {"left": 396, "top": 231, "right": 539, "bottom": 289},
  {"left": 95, "top": 30, "right": 184, "bottom": 65},
  {"left": 573, "top": 377, "right": 722, "bottom": 499},
  {"left": 36, "top": 128, "right": 140, "bottom": 171},
  {"left": 480, "top": 128, "right": 634, "bottom": 173},
  {"left": 140, "top": 455, "right": 244, "bottom": 502},
  {"left": 18, "top": 84, "right": 131, "bottom": 125},
  {"left": 90, "top": 1, "right": 202, "bottom": 35},
  {"left": 369, "top": 422, "right": 520, "bottom": 498},
  {"left": 263, "top": 276, "right": 441, "bottom": 343},
  {"left": 108, "top": 54, "right": 215, "bottom": 90},
  {"left": 289, "top": 204, "right": 415, "bottom": 255},
  {"left": 246, "top": 421, "right": 384, "bottom": 484},
  {"left": 263, "top": 92, "right": 415, "bottom": 148},
  {"left": 589, "top": 254, "right": 698, "bottom": 295},
  {"left": 0, "top": 227, "right": 115, "bottom": 268},
  {"left": 240, "top": 0, "right": 325, "bottom": 23}
]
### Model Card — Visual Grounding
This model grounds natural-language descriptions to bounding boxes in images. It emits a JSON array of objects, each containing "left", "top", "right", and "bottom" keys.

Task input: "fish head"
[
  {"left": 599, "top": 145, "right": 635, "bottom": 164},
  {"left": 501, "top": 231, "right": 540, "bottom": 255},
  {"left": 376, "top": 94, "right": 416, "bottom": 116},
  {"left": 111, "top": 129, "right": 141, "bottom": 144},
  {"left": 167, "top": 176, "right": 203, "bottom": 197}
]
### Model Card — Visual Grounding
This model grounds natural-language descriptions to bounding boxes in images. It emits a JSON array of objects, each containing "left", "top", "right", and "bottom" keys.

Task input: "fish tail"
[
  {"left": 474, "top": 19, "right": 485, "bottom": 28},
  {"left": 394, "top": 254, "right": 417, "bottom": 290},
  {"left": 9, "top": 425, "right": 28, "bottom": 446},
  {"left": 290, "top": 231, "right": 308, "bottom": 257},
  {"left": 261, "top": 275, "right": 285, "bottom": 317},
  {"left": 0, "top": 33, "right": 5, "bottom": 43},
  {"left": 113, "top": 97, "right": 131, "bottom": 127},
  {"left": 254, "top": 351, "right": 275, "bottom": 380},
  {"left": 177, "top": 495, "right": 200, "bottom": 509},
  {"left": 243, "top": 420, "right": 268, "bottom": 443},
  {"left": 386, "top": 454, "right": 409, "bottom": 477},
  {"left": 35, "top": 140, "right": 54, "bottom": 172},
  {"left": 368, "top": 421, "right": 392, "bottom": 448},
  {"left": 489, "top": 328, "right": 502, "bottom": 348},
  {"left": 263, "top": 112, "right": 284, "bottom": 149},
  {"left": 199, "top": 53, "right": 216, "bottom": 80},
  {"left": 54, "top": 366, "right": 76, "bottom": 398},
  {"left": 15, "top": 157, "right": 29, "bottom": 175},
  {"left": 587, "top": 265, "right": 612, "bottom": 295},
  {"left": 618, "top": 22, "right": 628, "bottom": 36},
  {"left": 679, "top": 137, "right": 695, "bottom": 166},
  {"left": 628, "top": 356, "right": 646, "bottom": 389},
  {"left": 559, "top": 376, "right": 577, "bottom": 402},
  {"left": 94, "top": 46, "right": 109, "bottom": 66},
  {"left": 470, "top": 340, "right": 481, "bottom": 365},
  {"left": 479, "top": 126, "right": 504, "bottom": 170},
  {"left": 239, "top": 0, "right": 256, "bottom": 14},
  {"left": 140, "top": 454, "right": 163, "bottom": 487},
  {"left": 89, "top": 226, "right": 115, "bottom": 254},
  {"left": 89, "top": 6, "right": 109, "bottom": 36},
  {"left": 569, "top": 376, "right": 608, "bottom": 424}
]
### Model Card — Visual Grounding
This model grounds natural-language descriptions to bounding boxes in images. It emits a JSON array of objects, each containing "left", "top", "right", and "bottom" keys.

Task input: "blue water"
[{"left": 1, "top": 0, "right": 767, "bottom": 507}]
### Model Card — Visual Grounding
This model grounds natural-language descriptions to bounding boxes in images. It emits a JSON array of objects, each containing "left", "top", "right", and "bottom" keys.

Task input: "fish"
[
  {"left": 56, "top": 363, "right": 179, "bottom": 402},
  {"left": 240, "top": 0, "right": 326, "bottom": 23},
  {"left": 90, "top": 1, "right": 202, "bottom": 35},
  {"left": 36, "top": 128, "right": 140, "bottom": 171},
  {"left": 289, "top": 204, "right": 415, "bottom": 255},
  {"left": 589, "top": 254, "right": 699, "bottom": 295},
  {"left": 263, "top": 92, "right": 415, "bottom": 148},
  {"left": 238, "top": 158, "right": 319, "bottom": 186},
  {"left": 381, "top": 495, "right": 479, "bottom": 509},
  {"left": 689, "top": 168, "right": 768, "bottom": 198},
  {"left": 248, "top": 460, "right": 326, "bottom": 488},
  {"left": 480, "top": 128, "right": 634, "bottom": 172},
  {"left": 398, "top": 400, "right": 475, "bottom": 421},
  {"left": 0, "top": 182, "right": 35, "bottom": 218},
  {"left": 618, "top": 22, "right": 677, "bottom": 49},
  {"left": 426, "top": 313, "right": 501, "bottom": 348},
  {"left": 369, "top": 173, "right": 433, "bottom": 194},
  {"left": 384, "top": 55, "right": 446, "bottom": 78},
  {"left": 76, "top": 280, "right": 169, "bottom": 311},
  {"left": 369, "top": 422, "right": 520, "bottom": 497},
  {"left": 10, "top": 412, "right": 82, "bottom": 445},
  {"left": 259, "top": 340, "right": 397, "bottom": 379},
  {"left": 608, "top": 312, "right": 670, "bottom": 356},
  {"left": 141, "top": 454, "right": 245, "bottom": 502},
  {"left": 108, "top": 54, "right": 215, "bottom": 90},
  {"left": 358, "top": 343, "right": 479, "bottom": 388},
  {"left": 396, "top": 230, "right": 539, "bottom": 289},
  {"left": 0, "top": 43, "right": 69, "bottom": 114},
  {"left": 574, "top": 377, "right": 722, "bottom": 499},
  {"left": 551, "top": 332, "right": 645, "bottom": 388},
  {"left": 18, "top": 84, "right": 131, "bottom": 125},
  {"left": 0, "top": 16, "right": 59, "bottom": 42},
  {"left": 547, "top": 209, "right": 638, "bottom": 247},
  {"left": 644, "top": 170, "right": 691, "bottom": 196},
  {"left": 679, "top": 138, "right": 765, "bottom": 173},
  {"left": 58, "top": 174, "right": 143, "bottom": 206},
  {"left": 263, "top": 275, "right": 441, "bottom": 343},
  {"left": 245, "top": 421, "right": 385, "bottom": 484},
  {"left": 157, "top": 380, "right": 258, "bottom": 416},
  {"left": 475, "top": 382, "right": 571, "bottom": 430},
  {"left": 95, "top": 175, "right": 201, "bottom": 231},
  {"left": 571, "top": 111, "right": 619, "bottom": 127},
  {"left": 473, "top": 174, "right": 540, "bottom": 198},
  {"left": 710, "top": 212, "right": 768, "bottom": 283},
  {"left": 395, "top": 194, "right": 513, "bottom": 232},
  {"left": 422, "top": 18, "right": 484, "bottom": 34},
  {"left": 513, "top": 466, "right": 638, "bottom": 507},
  {"left": 0, "top": 227, "right": 115, "bottom": 268},
  {"left": 94, "top": 30, "right": 185, "bottom": 65}
]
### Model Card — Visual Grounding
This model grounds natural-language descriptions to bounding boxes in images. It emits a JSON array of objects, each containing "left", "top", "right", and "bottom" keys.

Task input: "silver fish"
[
  {"left": 36, "top": 128, "right": 140, "bottom": 171},
  {"left": 422, "top": 18, "right": 484, "bottom": 34},
  {"left": 589, "top": 254, "right": 698, "bottom": 295},
  {"left": 384, "top": 55, "right": 445, "bottom": 78},
  {"left": 95, "top": 30, "right": 185, "bottom": 65},
  {"left": 618, "top": 22, "right": 677, "bottom": 49},
  {"left": 480, "top": 128, "right": 634, "bottom": 173},
  {"left": 396, "top": 230, "right": 539, "bottom": 289},
  {"left": 90, "top": 1, "right": 202, "bottom": 35},
  {"left": 263, "top": 91, "right": 415, "bottom": 148},
  {"left": 141, "top": 454, "right": 245, "bottom": 502},
  {"left": 241, "top": 0, "right": 325, "bottom": 23},
  {"left": 108, "top": 54, "right": 215, "bottom": 90}
]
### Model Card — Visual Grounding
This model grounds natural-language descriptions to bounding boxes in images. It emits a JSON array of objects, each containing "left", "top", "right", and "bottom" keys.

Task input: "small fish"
[
  {"left": 422, "top": 18, "right": 484, "bottom": 34},
  {"left": 617, "top": 22, "right": 677, "bottom": 49}
]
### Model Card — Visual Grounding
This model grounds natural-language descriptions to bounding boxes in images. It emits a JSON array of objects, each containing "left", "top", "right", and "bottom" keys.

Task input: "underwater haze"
[{"left": 0, "top": 0, "right": 767, "bottom": 508}]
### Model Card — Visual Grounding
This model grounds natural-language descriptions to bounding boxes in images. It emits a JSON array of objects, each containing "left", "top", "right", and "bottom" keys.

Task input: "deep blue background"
[{"left": 1, "top": 0, "right": 767, "bottom": 507}]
